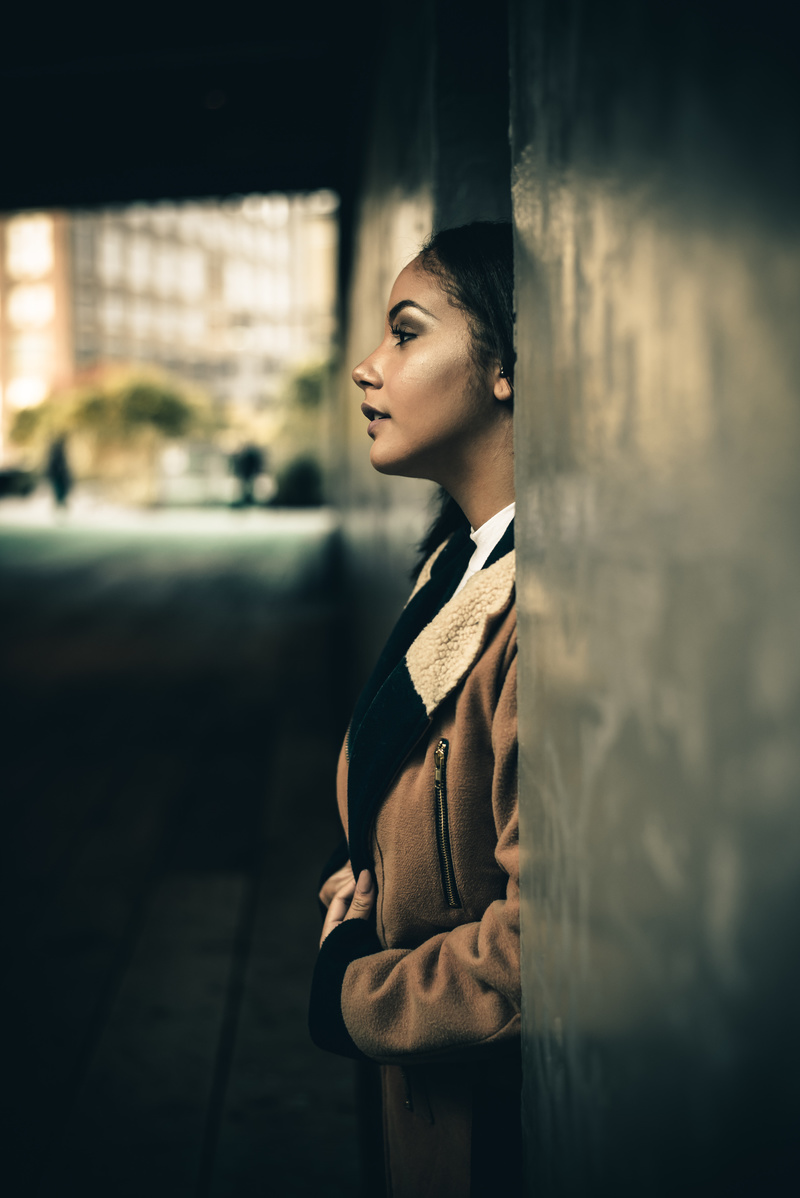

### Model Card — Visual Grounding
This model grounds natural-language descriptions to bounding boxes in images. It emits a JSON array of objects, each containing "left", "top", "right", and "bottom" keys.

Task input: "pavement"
[
  {"left": 0, "top": 488, "right": 339, "bottom": 535},
  {"left": 0, "top": 496, "right": 362, "bottom": 1198}
]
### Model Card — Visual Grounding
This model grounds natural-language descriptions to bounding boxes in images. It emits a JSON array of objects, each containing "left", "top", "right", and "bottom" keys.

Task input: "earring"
[{"left": 499, "top": 366, "right": 505, "bottom": 377}]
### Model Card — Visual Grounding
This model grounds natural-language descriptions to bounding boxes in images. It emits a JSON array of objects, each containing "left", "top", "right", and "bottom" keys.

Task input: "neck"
[{"left": 441, "top": 421, "right": 515, "bottom": 530}]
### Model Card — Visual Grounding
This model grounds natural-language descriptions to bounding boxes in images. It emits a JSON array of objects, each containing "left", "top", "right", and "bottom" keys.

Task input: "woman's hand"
[
  {"left": 320, "top": 869, "right": 375, "bottom": 947},
  {"left": 319, "top": 861, "right": 354, "bottom": 909}
]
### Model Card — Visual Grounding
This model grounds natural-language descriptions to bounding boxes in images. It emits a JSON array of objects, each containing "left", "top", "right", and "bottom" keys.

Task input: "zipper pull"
[{"left": 434, "top": 738, "right": 447, "bottom": 783}]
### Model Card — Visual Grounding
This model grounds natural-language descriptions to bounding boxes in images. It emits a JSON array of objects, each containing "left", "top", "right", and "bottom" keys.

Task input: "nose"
[{"left": 352, "top": 349, "right": 382, "bottom": 392}]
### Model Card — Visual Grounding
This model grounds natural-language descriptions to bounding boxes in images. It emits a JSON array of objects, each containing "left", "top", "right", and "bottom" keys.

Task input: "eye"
[{"left": 390, "top": 324, "right": 416, "bottom": 345}]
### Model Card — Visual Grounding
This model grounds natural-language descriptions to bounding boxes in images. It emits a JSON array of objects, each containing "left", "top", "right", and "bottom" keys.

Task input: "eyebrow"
[{"left": 387, "top": 299, "right": 438, "bottom": 323}]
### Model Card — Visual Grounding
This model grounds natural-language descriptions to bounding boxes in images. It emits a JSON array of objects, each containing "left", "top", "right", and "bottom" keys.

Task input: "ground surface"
[{"left": 0, "top": 500, "right": 360, "bottom": 1198}]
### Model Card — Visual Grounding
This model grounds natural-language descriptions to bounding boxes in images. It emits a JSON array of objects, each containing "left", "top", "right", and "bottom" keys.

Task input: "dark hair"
[
  {"left": 419, "top": 221, "right": 515, "bottom": 383},
  {"left": 411, "top": 221, "right": 515, "bottom": 579}
]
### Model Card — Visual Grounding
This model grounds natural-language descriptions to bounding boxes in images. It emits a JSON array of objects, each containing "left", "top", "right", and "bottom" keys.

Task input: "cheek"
[{"left": 392, "top": 346, "right": 474, "bottom": 408}]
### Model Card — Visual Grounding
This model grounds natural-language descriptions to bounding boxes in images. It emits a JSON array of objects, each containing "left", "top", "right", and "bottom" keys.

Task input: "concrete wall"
[
  {"left": 331, "top": 1, "right": 510, "bottom": 690},
  {"left": 510, "top": 2, "right": 800, "bottom": 1193}
]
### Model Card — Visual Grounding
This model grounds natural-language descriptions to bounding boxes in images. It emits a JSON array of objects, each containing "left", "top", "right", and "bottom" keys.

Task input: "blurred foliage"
[
  {"left": 11, "top": 368, "right": 208, "bottom": 448},
  {"left": 10, "top": 406, "right": 45, "bottom": 447},
  {"left": 9, "top": 366, "right": 216, "bottom": 505},
  {"left": 286, "top": 360, "right": 329, "bottom": 411},
  {"left": 8, "top": 359, "right": 333, "bottom": 508},
  {"left": 123, "top": 383, "right": 198, "bottom": 436},
  {"left": 272, "top": 456, "right": 323, "bottom": 507}
]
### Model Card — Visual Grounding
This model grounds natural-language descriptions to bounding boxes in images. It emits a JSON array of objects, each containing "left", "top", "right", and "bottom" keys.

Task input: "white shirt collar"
[
  {"left": 470, "top": 501, "right": 516, "bottom": 551},
  {"left": 451, "top": 501, "right": 515, "bottom": 599}
]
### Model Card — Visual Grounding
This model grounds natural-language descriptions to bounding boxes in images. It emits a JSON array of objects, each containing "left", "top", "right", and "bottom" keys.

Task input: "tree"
[{"left": 10, "top": 366, "right": 214, "bottom": 505}]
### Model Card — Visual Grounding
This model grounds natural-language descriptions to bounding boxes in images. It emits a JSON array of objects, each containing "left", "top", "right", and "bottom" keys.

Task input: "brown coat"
[{"left": 309, "top": 524, "right": 520, "bottom": 1196}]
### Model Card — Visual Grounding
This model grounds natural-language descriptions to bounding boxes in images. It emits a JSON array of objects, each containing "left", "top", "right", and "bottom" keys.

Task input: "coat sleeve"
[{"left": 309, "top": 655, "right": 519, "bottom": 1063}]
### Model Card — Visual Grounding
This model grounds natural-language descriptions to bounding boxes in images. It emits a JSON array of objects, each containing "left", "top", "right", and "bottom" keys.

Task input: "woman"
[{"left": 309, "top": 222, "right": 520, "bottom": 1197}]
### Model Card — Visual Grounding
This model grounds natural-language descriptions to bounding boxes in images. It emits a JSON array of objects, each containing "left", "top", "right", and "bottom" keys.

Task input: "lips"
[{"left": 361, "top": 401, "right": 389, "bottom": 422}]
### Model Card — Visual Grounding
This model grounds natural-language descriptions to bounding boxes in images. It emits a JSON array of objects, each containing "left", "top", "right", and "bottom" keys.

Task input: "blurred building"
[
  {"left": 0, "top": 213, "right": 73, "bottom": 425},
  {"left": 0, "top": 192, "right": 338, "bottom": 459}
]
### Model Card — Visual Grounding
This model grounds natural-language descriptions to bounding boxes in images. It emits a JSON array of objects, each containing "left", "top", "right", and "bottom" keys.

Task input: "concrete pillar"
[{"left": 510, "top": 2, "right": 800, "bottom": 1193}]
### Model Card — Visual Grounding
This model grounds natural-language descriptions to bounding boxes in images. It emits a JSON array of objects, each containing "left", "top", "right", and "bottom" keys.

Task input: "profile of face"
[{"left": 351, "top": 256, "right": 512, "bottom": 489}]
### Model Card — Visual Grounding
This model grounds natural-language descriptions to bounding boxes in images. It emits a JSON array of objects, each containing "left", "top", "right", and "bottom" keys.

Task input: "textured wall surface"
[
  {"left": 511, "top": 2, "right": 800, "bottom": 1194},
  {"left": 331, "top": 0, "right": 510, "bottom": 688}
]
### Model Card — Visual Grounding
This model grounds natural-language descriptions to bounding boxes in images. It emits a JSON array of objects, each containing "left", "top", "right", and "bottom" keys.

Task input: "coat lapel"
[
  {"left": 346, "top": 525, "right": 473, "bottom": 751},
  {"left": 346, "top": 521, "right": 515, "bottom": 877}
]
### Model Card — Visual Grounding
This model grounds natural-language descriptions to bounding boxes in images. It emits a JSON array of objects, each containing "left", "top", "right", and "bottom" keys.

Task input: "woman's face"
[{"left": 352, "top": 257, "right": 502, "bottom": 485}]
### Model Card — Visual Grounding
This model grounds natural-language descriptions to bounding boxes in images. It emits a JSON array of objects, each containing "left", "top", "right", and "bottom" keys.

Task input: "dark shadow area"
[
  {"left": 0, "top": 515, "right": 357, "bottom": 1197},
  {"left": 0, "top": 2, "right": 376, "bottom": 211},
  {"left": 0, "top": 4, "right": 380, "bottom": 1190}
]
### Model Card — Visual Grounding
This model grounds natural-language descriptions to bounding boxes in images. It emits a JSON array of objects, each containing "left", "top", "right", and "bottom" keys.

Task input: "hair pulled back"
[
  {"left": 420, "top": 221, "right": 515, "bottom": 383},
  {"left": 412, "top": 221, "right": 515, "bottom": 578}
]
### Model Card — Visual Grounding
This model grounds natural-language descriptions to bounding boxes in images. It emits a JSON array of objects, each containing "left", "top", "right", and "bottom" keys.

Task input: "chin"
[{"left": 369, "top": 444, "right": 428, "bottom": 480}]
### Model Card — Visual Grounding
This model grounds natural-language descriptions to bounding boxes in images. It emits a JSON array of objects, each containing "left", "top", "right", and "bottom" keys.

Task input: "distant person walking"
[
  {"left": 46, "top": 436, "right": 72, "bottom": 508},
  {"left": 231, "top": 443, "right": 264, "bottom": 507}
]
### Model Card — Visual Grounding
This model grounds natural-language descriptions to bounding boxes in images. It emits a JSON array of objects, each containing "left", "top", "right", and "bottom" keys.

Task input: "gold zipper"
[{"left": 434, "top": 738, "right": 461, "bottom": 909}]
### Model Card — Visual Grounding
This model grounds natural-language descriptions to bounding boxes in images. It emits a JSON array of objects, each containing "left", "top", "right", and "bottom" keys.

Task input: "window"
[
  {"left": 178, "top": 248, "right": 206, "bottom": 302},
  {"left": 7, "top": 284, "right": 55, "bottom": 329},
  {"left": 6, "top": 215, "right": 54, "bottom": 279},
  {"left": 127, "top": 237, "right": 152, "bottom": 292},
  {"left": 97, "top": 228, "right": 125, "bottom": 285}
]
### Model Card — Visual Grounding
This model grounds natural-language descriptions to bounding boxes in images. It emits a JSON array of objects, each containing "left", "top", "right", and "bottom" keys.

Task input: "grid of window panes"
[
  {"left": 69, "top": 192, "right": 338, "bottom": 408},
  {"left": 0, "top": 192, "right": 338, "bottom": 456}
]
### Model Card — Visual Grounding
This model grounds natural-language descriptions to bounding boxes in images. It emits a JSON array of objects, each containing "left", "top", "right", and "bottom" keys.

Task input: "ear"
[{"left": 492, "top": 369, "right": 513, "bottom": 403}]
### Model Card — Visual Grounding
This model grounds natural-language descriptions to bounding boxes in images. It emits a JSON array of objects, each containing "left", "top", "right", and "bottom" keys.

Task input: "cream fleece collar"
[{"left": 406, "top": 548, "right": 515, "bottom": 716}]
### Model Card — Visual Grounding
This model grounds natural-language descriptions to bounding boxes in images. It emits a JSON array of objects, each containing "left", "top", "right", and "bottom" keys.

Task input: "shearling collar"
[
  {"left": 406, "top": 545, "right": 515, "bottom": 715},
  {"left": 345, "top": 521, "right": 515, "bottom": 878}
]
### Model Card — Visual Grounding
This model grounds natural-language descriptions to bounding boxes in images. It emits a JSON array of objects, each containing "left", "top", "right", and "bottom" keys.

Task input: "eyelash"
[{"left": 390, "top": 324, "right": 415, "bottom": 345}]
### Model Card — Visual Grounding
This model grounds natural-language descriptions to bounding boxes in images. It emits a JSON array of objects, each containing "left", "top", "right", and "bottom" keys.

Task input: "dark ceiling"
[{"left": 1, "top": 1, "right": 379, "bottom": 211}]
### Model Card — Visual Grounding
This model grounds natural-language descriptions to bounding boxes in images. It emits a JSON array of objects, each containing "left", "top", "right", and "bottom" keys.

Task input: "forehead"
[{"left": 386, "top": 257, "right": 450, "bottom": 316}]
